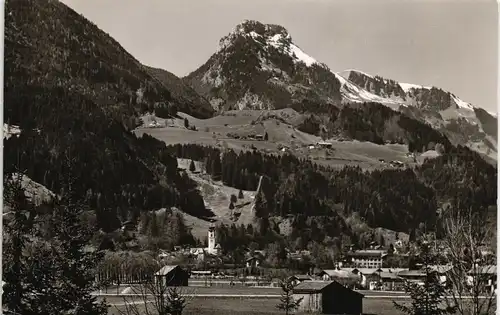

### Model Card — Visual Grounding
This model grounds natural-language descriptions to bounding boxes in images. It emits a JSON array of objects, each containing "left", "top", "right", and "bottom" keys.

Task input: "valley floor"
[{"left": 105, "top": 295, "right": 409, "bottom": 315}]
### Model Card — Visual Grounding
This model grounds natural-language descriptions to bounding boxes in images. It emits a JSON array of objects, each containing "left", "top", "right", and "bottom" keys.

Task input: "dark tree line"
[
  {"left": 3, "top": 86, "right": 210, "bottom": 233},
  {"left": 326, "top": 102, "right": 453, "bottom": 152},
  {"left": 166, "top": 143, "right": 496, "bottom": 245}
]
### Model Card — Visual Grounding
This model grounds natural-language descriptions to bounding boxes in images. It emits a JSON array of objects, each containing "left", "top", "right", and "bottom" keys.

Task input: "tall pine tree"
[{"left": 46, "top": 152, "right": 108, "bottom": 314}]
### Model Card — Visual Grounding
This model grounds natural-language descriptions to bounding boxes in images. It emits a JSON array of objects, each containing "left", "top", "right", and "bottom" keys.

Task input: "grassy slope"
[
  {"left": 134, "top": 110, "right": 419, "bottom": 239},
  {"left": 175, "top": 159, "right": 257, "bottom": 240},
  {"left": 134, "top": 110, "right": 414, "bottom": 171}
]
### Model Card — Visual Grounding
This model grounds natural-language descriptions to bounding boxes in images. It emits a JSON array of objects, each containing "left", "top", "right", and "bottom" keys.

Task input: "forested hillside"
[
  {"left": 3, "top": 0, "right": 210, "bottom": 232},
  {"left": 166, "top": 143, "right": 496, "bottom": 245},
  {"left": 144, "top": 65, "right": 215, "bottom": 119},
  {"left": 298, "top": 102, "right": 452, "bottom": 153}
]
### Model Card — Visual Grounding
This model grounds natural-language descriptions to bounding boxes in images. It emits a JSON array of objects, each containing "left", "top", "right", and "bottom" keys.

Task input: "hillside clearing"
[
  {"left": 135, "top": 111, "right": 415, "bottom": 171},
  {"left": 176, "top": 158, "right": 257, "bottom": 239}
]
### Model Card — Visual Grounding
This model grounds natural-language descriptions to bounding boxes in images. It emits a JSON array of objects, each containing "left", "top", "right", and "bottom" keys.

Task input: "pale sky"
[{"left": 61, "top": 0, "right": 498, "bottom": 112}]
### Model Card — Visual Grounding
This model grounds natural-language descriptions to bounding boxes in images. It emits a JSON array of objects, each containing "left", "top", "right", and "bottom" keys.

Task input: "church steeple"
[{"left": 208, "top": 224, "right": 216, "bottom": 254}]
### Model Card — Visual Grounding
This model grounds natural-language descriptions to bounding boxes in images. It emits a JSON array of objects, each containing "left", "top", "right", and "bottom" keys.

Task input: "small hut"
[
  {"left": 293, "top": 281, "right": 364, "bottom": 315},
  {"left": 154, "top": 265, "right": 189, "bottom": 287}
]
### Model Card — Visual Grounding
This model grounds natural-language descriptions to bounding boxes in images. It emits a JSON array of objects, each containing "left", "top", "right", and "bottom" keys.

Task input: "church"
[
  {"left": 206, "top": 224, "right": 221, "bottom": 255},
  {"left": 189, "top": 224, "right": 221, "bottom": 257}
]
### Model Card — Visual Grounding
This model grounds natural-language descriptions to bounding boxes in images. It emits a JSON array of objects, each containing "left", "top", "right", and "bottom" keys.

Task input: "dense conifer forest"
[{"left": 166, "top": 142, "right": 496, "bottom": 245}]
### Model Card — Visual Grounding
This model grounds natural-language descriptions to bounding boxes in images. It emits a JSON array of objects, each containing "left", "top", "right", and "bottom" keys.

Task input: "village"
[{"left": 96, "top": 225, "right": 497, "bottom": 315}]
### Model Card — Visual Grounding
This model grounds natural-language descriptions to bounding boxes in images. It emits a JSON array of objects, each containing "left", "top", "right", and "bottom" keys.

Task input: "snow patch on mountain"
[
  {"left": 487, "top": 110, "right": 498, "bottom": 118},
  {"left": 342, "top": 69, "right": 375, "bottom": 79},
  {"left": 334, "top": 73, "right": 403, "bottom": 109},
  {"left": 255, "top": 32, "right": 318, "bottom": 67},
  {"left": 399, "top": 82, "right": 431, "bottom": 92},
  {"left": 451, "top": 94, "right": 474, "bottom": 110}
]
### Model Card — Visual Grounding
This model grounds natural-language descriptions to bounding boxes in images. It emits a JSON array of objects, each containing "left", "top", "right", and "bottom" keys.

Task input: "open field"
[
  {"left": 134, "top": 110, "right": 416, "bottom": 171},
  {"left": 99, "top": 284, "right": 410, "bottom": 297},
  {"left": 101, "top": 285, "right": 495, "bottom": 315},
  {"left": 104, "top": 296, "right": 410, "bottom": 315}
]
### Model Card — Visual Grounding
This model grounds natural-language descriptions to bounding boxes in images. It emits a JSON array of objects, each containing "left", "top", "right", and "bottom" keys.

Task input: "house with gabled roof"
[
  {"left": 293, "top": 281, "right": 364, "bottom": 314},
  {"left": 154, "top": 265, "right": 189, "bottom": 287}
]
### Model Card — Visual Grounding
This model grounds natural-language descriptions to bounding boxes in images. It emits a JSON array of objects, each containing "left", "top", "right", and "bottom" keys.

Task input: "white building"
[{"left": 206, "top": 225, "right": 220, "bottom": 255}]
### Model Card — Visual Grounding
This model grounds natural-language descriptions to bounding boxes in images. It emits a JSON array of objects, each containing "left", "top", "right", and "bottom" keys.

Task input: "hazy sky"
[{"left": 61, "top": 0, "right": 498, "bottom": 112}]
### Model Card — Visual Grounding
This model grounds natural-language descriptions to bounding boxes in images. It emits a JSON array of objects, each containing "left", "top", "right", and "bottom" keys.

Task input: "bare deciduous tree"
[
  {"left": 115, "top": 269, "right": 195, "bottom": 315},
  {"left": 441, "top": 208, "right": 496, "bottom": 315}
]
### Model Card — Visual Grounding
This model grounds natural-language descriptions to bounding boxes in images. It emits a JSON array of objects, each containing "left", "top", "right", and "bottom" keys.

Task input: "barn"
[
  {"left": 154, "top": 265, "right": 189, "bottom": 287},
  {"left": 293, "top": 281, "right": 364, "bottom": 315}
]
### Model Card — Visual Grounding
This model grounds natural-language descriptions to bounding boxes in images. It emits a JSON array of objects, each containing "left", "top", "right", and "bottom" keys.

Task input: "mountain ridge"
[
  {"left": 183, "top": 19, "right": 497, "bottom": 159},
  {"left": 342, "top": 69, "right": 497, "bottom": 159},
  {"left": 4, "top": 0, "right": 211, "bottom": 234}
]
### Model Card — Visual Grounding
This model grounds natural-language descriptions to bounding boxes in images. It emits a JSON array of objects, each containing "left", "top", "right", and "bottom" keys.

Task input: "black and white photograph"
[{"left": 1, "top": 0, "right": 498, "bottom": 314}]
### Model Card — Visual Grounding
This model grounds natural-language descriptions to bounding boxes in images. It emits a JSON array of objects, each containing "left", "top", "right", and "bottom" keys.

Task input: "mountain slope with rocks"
[
  {"left": 144, "top": 65, "right": 214, "bottom": 118},
  {"left": 184, "top": 19, "right": 496, "bottom": 159},
  {"left": 343, "top": 70, "right": 498, "bottom": 159}
]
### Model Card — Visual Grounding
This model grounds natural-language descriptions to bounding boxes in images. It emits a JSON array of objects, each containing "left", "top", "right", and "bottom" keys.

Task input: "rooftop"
[
  {"left": 155, "top": 265, "right": 179, "bottom": 276},
  {"left": 321, "top": 269, "right": 360, "bottom": 279},
  {"left": 348, "top": 250, "right": 388, "bottom": 258},
  {"left": 377, "top": 272, "right": 404, "bottom": 280},
  {"left": 291, "top": 275, "right": 313, "bottom": 281},
  {"left": 293, "top": 281, "right": 364, "bottom": 297},
  {"left": 294, "top": 281, "right": 333, "bottom": 292},
  {"left": 397, "top": 269, "right": 428, "bottom": 277}
]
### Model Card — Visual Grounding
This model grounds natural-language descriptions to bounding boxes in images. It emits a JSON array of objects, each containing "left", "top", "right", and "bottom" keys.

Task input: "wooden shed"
[
  {"left": 154, "top": 265, "right": 189, "bottom": 287},
  {"left": 293, "top": 281, "right": 364, "bottom": 315}
]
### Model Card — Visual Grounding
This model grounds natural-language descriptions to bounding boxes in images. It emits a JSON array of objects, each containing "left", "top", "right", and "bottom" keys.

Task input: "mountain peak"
[
  {"left": 234, "top": 20, "right": 290, "bottom": 39},
  {"left": 217, "top": 20, "right": 320, "bottom": 67}
]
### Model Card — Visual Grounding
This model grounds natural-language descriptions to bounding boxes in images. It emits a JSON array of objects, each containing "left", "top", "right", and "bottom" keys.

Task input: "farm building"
[
  {"left": 371, "top": 271, "right": 405, "bottom": 291},
  {"left": 154, "top": 265, "right": 189, "bottom": 287},
  {"left": 288, "top": 274, "right": 313, "bottom": 286},
  {"left": 293, "top": 281, "right": 364, "bottom": 315},
  {"left": 397, "top": 269, "right": 428, "bottom": 285},
  {"left": 318, "top": 269, "right": 360, "bottom": 288},
  {"left": 352, "top": 268, "right": 383, "bottom": 289}
]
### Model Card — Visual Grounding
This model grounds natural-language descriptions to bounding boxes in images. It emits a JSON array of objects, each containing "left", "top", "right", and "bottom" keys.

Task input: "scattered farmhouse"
[
  {"left": 154, "top": 265, "right": 189, "bottom": 287},
  {"left": 293, "top": 281, "right": 364, "bottom": 315}
]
